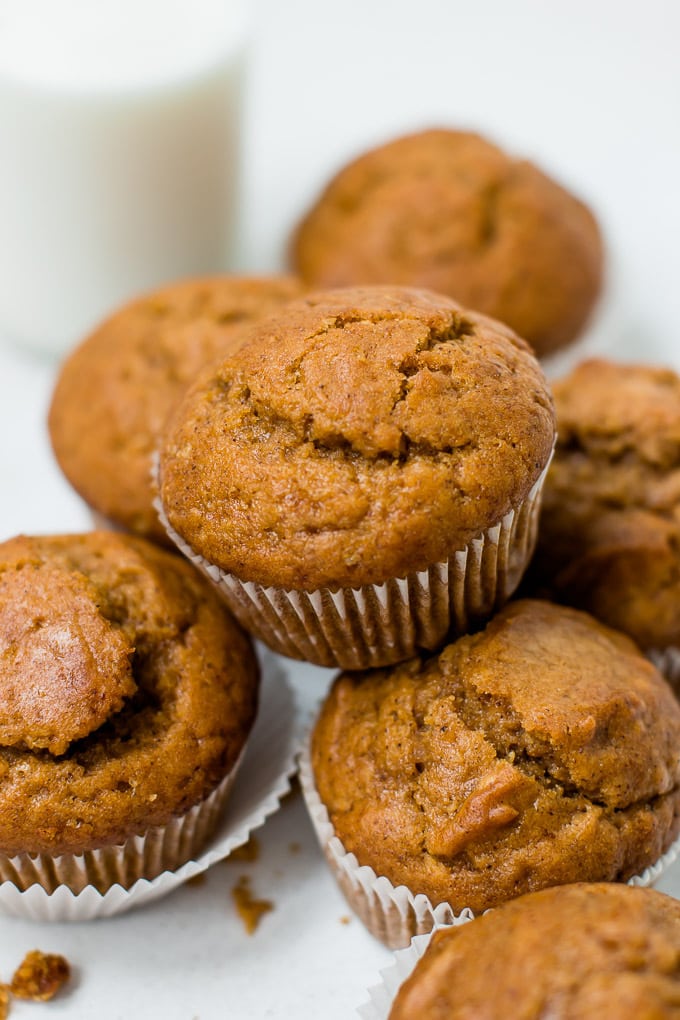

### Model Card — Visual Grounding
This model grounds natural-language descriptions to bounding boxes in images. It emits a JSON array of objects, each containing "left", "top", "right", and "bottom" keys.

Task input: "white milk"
[{"left": 0, "top": 0, "right": 247, "bottom": 356}]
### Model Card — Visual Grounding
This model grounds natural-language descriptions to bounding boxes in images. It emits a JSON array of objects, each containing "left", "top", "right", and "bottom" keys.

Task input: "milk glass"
[{"left": 0, "top": 0, "right": 248, "bottom": 356}]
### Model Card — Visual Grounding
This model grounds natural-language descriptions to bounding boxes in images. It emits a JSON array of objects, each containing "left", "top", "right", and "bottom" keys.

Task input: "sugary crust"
[
  {"left": 49, "top": 275, "right": 303, "bottom": 544},
  {"left": 390, "top": 884, "right": 680, "bottom": 1019},
  {"left": 291, "top": 129, "right": 604, "bottom": 356},
  {"left": 0, "top": 561, "right": 136, "bottom": 754},
  {"left": 0, "top": 532, "right": 258, "bottom": 855},
  {"left": 159, "top": 286, "right": 555, "bottom": 590},
  {"left": 312, "top": 600, "right": 680, "bottom": 913},
  {"left": 533, "top": 359, "right": 680, "bottom": 650}
]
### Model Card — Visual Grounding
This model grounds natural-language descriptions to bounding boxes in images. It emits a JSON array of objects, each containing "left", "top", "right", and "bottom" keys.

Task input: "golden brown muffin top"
[
  {"left": 312, "top": 600, "right": 680, "bottom": 913},
  {"left": 390, "top": 884, "right": 680, "bottom": 1020},
  {"left": 0, "top": 532, "right": 258, "bottom": 855},
  {"left": 49, "top": 275, "right": 303, "bottom": 545},
  {"left": 291, "top": 129, "right": 604, "bottom": 357},
  {"left": 533, "top": 358, "right": 680, "bottom": 650},
  {"left": 159, "top": 286, "right": 555, "bottom": 590}
]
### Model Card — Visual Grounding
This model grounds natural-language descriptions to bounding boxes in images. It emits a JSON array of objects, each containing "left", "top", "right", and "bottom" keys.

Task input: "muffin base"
[
  {"left": 0, "top": 656, "right": 300, "bottom": 921},
  {"left": 0, "top": 760, "right": 242, "bottom": 897},
  {"left": 156, "top": 461, "right": 550, "bottom": 670},
  {"left": 299, "top": 740, "right": 680, "bottom": 949}
]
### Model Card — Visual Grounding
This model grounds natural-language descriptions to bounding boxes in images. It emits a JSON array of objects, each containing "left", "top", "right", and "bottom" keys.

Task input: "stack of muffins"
[
  {"left": 1, "top": 275, "right": 306, "bottom": 903},
  {"left": 7, "top": 126, "right": 680, "bottom": 1009}
]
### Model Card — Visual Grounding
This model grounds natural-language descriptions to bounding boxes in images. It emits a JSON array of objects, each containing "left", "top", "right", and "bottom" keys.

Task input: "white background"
[{"left": 0, "top": 0, "right": 680, "bottom": 1017}]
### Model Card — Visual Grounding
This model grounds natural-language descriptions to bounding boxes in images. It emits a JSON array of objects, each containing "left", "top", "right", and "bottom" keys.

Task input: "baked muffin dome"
[
  {"left": 0, "top": 532, "right": 258, "bottom": 857},
  {"left": 159, "top": 285, "right": 555, "bottom": 592},
  {"left": 291, "top": 129, "right": 604, "bottom": 357},
  {"left": 49, "top": 275, "right": 302, "bottom": 545},
  {"left": 389, "top": 884, "right": 680, "bottom": 1019},
  {"left": 311, "top": 600, "right": 680, "bottom": 914},
  {"left": 532, "top": 358, "right": 680, "bottom": 655}
]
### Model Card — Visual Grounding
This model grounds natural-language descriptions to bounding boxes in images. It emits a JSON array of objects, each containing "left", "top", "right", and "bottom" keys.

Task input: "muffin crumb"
[
  {"left": 228, "top": 836, "right": 260, "bottom": 863},
  {"left": 231, "top": 876, "right": 273, "bottom": 934},
  {"left": 186, "top": 873, "right": 207, "bottom": 888},
  {"left": 10, "top": 951, "right": 70, "bottom": 1002}
]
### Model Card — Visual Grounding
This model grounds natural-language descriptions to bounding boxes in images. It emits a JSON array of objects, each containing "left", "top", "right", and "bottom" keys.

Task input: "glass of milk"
[{"left": 0, "top": 0, "right": 248, "bottom": 357}]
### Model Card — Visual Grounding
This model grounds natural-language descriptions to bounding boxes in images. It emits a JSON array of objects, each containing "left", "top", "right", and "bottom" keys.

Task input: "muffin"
[
  {"left": 291, "top": 129, "right": 603, "bottom": 357},
  {"left": 0, "top": 531, "right": 258, "bottom": 896},
  {"left": 303, "top": 599, "right": 680, "bottom": 947},
  {"left": 529, "top": 358, "right": 680, "bottom": 678},
  {"left": 49, "top": 274, "right": 303, "bottom": 545},
  {"left": 157, "top": 285, "right": 555, "bottom": 669},
  {"left": 388, "top": 884, "right": 680, "bottom": 1019}
]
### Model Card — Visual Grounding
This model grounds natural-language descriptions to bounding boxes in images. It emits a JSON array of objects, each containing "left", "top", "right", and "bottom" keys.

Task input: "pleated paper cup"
[
  {"left": 0, "top": 652, "right": 301, "bottom": 922},
  {"left": 299, "top": 738, "right": 680, "bottom": 951},
  {"left": 155, "top": 461, "right": 549, "bottom": 670}
]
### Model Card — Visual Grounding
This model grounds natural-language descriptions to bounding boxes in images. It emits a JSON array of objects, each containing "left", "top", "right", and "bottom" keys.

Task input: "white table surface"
[{"left": 1, "top": 1, "right": 680, "bottom": 1016}]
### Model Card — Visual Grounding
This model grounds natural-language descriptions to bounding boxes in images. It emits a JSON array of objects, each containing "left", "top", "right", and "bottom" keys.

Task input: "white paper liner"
[
  {"left": 648, "top": 646, "right": 680, "bottom": 685},
  {"left": 0, "top": 652, "right": 301, "bottom": 922},
  {"left": 154, "top": 459, "right": 550, "bottom": 670},
  {"left": 299, "top": 737, "right": 680, "bottom": 951}
]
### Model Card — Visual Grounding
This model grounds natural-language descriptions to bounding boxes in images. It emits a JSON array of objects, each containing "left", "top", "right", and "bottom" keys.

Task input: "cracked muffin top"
[
  {"left": 311, "top": 599, "right": 680, "bottom": 913},
  {"left": 0, "top": 532, "right": 258, "bottom": 856},
  {"left": 530, "top": 359, "right": 680, "bottom": 652},
  {"left": 49, "top": 275, "right": 303, "bottom": 546},
  {"left": 389, "top": 884, "right": 680, "bottom": 1020},
  {"left": 291, "top": 129, "right": 604, "bottom": 357},
  {"left": 158, "top": 286, "right": 555, "bottom": 590}
]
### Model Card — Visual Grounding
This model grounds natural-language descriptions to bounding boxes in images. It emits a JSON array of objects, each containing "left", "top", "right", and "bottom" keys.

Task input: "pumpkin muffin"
[
  {"left": 49, "top": 274, "right": 303, "bottom": 545},
  {"left": 291, "top": 129, "right": 604, "bottom": 357},
  {"left": 305, "top": 600, "right": 680, "bottom": 946},
  {"left": 389, "top": 884, "right": 680, "bottom": 1019},
  {"left": 0, "top": 531, "right": 258, "bottom": 894},
  {"left": 158, "top": 285, "right": 555, "bottom": 669},
  {"left": 530, "top": 359, "right": 680, "bottom": 675}
]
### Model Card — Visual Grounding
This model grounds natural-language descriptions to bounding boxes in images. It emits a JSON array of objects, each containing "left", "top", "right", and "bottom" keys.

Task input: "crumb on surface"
[
  {"left": 340, "top": 915, "right": 351, "bottom": 925},
  {"left": 288, "top": 841, "right": 301, "bottom": 855},
  {"left": 186, "top": 873, "right": 207, "bottom": 888},
  {"left": 231, "top": 875, "right": 273, "bottom": 935},
  {"left": 10, "top": 950, "right": 71, "bottom": 1002},
  {"left": 228, "top": 835, "right": 260, "bottom": 863}
]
